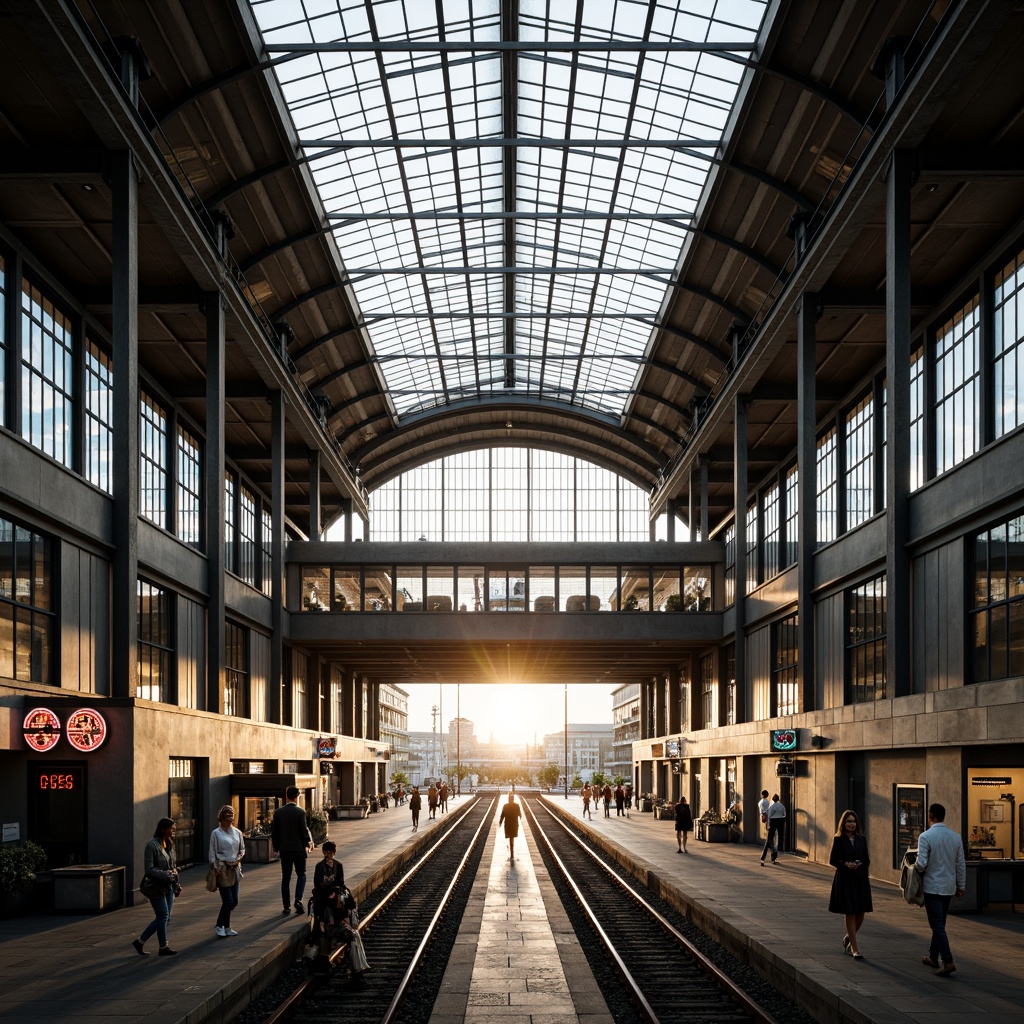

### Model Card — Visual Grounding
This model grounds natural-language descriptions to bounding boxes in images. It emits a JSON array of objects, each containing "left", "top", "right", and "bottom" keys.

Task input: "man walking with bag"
[
  {"left": 915, "top": 803, "right": 966, "bottom": 977},
  {"left": 272, "top": 786, "right": 313, "bottom": 915}
]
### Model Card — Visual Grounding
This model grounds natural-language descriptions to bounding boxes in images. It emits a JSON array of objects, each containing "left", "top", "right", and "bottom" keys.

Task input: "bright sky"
[{"left": 403, "top": 683, "right": 613, "bottom": 747}]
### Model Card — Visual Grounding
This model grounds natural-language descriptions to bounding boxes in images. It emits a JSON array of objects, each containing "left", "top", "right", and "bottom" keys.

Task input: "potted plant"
[
  {"left": 641, "top": 792, "right": 654, "bottom": 813},
  {"left": 307, "top": 808, "right": 329, "bottom": 845},
  {"left": 244, "top": 820, "right": 279, "bottom": 863},
  {"left": 0, "top": 840, "right": 46, "bottom": 917}
]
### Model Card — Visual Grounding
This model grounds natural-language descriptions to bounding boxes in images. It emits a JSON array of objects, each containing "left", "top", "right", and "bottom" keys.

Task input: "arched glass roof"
[{"left": 248, "top": 0, "right": 769, "bottom": 419}]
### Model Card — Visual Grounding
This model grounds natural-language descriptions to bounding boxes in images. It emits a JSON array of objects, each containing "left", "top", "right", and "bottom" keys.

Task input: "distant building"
[
  {"left": 379, "top": 683, "right": 409, "bottom": 781},
  {"left": 611, "top": 683, "right": 640, "bottom": 780},
  {"left": 543, "top": 723, "right": 615, "bottom": 787}
]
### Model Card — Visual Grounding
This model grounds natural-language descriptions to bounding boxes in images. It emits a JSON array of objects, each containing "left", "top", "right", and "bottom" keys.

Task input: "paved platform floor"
[
  {"left": 429, "top": 799, "right": 613, "bottom": 1024},
  {"left": 0, "top": 798, "right": 457, "bottom": 1024},
  {"left": 1, "top": 794, "right": 1021, "bottom": 1024},
  {"left": 537, "top": 795, "right": 1024, "bottom": 1024}
]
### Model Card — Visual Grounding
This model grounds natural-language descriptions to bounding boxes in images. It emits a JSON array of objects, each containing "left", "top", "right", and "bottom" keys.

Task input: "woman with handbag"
[
  {"left": 209, "top": 805, "right": 245, "bottom": 938},
  {"left": 133, "top": 817, "right": 179, "bottom": 957},
  {"left": 828, "top": 809, "right": 873, "bottom": 960}
]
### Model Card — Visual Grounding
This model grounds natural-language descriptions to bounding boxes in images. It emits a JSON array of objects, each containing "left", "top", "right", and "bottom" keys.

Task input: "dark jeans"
[
  {"left": 279, "top": 850, "right": 307, "bottom": 908},
  {"left": 217, "top": 880, "right": 239, "bottom": 927},
  {"left": 923, "top": 891, "right": 954, "bottom": 964},
  {"left": 140, "top": 888, "right": 174, "bottom": 947},
  {"left": 761, "top": 818, "right": 785, "bottom": 860}
]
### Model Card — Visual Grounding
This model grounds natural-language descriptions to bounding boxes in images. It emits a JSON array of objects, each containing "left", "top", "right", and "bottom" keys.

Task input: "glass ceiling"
[{"left": 249, "top": 0, "right": 769, "bottom": 420}]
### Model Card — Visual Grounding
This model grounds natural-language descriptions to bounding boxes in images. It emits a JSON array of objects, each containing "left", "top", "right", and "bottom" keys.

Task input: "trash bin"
[{"left": 51, "top": 864, "right": 124, "bottom": 912}]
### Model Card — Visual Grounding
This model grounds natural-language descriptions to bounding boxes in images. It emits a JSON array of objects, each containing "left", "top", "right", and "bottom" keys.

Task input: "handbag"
[
  {"left": 139, "top": 871, "right": 167, "bottom": 900},
  {"left": 900, "top": 850, "right": 925, "bottom": 907},
  {"left": 218, "top": 863, "right": 238, "bottom": 887},
  {"left": 205, "top": 866, "right": 219, "bottom": 892}
]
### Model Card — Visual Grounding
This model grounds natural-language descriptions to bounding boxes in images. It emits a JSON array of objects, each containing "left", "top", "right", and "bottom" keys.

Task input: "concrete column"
[
  {"left": 110, "top": 150, "right": 139, "bottom": 699},
  {"left": 733, "top": 396, "right": 748, "bottom": 723},
  {"left": 370, "top": 682, "right": 381, "bottom": 741},
  {"left": 308, "top": 449, "right": 321, "bottom": 541},
  {"left": 666, "top": 499, "right": 676, "bottom": 543},
  {"left": 687, "top": 468, "right": 697, "bottom": 542},
  {"left": 797, "top": 291, "right": 818, "bottom": 713},
  {"left": 205, "top": 294, "right": 226, "bottom": 714},
  {"left": 886, "top": 149, "right": 913, "bottom": 697},
  {"left": 342, "top": 498, "right": 353, "bottom": 543},
  {"left": 341, "top": 669, "right": 355, "bottom": 737},
  {"left": 269, "top": 390, "right": 285, "bottom": 723}
]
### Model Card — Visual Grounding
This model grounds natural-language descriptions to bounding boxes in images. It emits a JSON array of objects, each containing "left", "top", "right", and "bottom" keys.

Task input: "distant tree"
[
  {"left": 571, "top": 771, "right": 583, "bottom": 790},
  {"left": 592, "top": 771, "right": 608, "bottom": 791},
  {"left": 390, "top": 770, "right": 410, "bottom": 789},
  {"left": 613, "top": 775, "right": 625, "bottom": 786},
  {"left": 537, "top": 763, "right": 561, "bottom": 790}
]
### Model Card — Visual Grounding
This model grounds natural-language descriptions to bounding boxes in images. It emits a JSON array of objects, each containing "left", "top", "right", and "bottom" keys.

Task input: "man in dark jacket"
[{"left": 272, "top": 786, "right": 312, "bottom": 914}]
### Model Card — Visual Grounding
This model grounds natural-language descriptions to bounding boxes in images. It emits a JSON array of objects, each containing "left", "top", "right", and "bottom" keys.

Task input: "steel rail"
[
  {"left": 526, "top": 799, "right": 782, "bottom": 1024},
  {"left": 377, "top": 797, "right": 496, "bottom": 1024},
  {"left": 259, "top": 795, "right": 487, "bottom": 1024}
]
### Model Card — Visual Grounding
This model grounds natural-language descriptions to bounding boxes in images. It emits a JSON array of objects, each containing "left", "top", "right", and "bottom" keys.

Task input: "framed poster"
[
  {"left": 894, "top": 784, "right": 927, "bottom": 868},
  {"left": 980, "top": 800, "right": 1005, "bottom": 823}
]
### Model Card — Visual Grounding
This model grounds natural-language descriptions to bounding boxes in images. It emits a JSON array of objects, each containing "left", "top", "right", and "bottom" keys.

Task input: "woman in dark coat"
[
  {"left": 498, "top": 791, "right": 522, "bottom": 859},
  {"left": 828, "top": 809, "right": 873, "bottom": 960},
  {"left": 674, "top": 796, "right": 694, "bottom": 853}
]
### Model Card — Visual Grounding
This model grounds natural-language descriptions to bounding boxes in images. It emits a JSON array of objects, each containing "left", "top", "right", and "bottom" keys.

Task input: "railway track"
[
  {"left": 523, "top": 797, "right": 787, "bottom": 1024},
  {"left": 262, "top": 795, "right": 494, "bottom": 1024}
]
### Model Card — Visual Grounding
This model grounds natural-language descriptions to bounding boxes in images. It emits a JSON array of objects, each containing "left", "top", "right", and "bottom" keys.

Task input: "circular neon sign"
[
  {"left": 66, "top": 708, "right": 108, "bottom": 751},
  {"left": 23, "top": 708, "right": 62, "bottom": 752}
]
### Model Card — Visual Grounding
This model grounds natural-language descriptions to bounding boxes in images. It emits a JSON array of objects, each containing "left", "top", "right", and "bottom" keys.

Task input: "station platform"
[
  {"left": 0, "top": 797, "right": 455, "bottom": 1024},
  {"left": 536, "top": 794, "right": 1024, "bottom": 1024},
  {"left": 1, "top": 794, "right": 1021, "bottom": 1024}
]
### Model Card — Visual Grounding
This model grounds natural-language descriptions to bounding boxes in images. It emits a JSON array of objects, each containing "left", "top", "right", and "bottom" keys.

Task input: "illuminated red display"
[
  {"left": 38, "top": 773, "right": 77, "bottom": 790},
  {"left": 23, "top": 708, "right": 61, "bottom": 752},
  {"left": 66, "top": 708, "right": 108, "bottom": 751}
]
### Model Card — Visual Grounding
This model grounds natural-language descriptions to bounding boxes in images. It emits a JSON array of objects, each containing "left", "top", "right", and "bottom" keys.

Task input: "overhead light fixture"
[{"left": 82, "top": 183, "right": 95, "bottom": 192}]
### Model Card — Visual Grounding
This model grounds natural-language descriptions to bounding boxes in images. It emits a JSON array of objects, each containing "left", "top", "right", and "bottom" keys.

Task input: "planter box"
[
  {"left": 335, "top": 805, "right": 368, "bottom": 820},
  {"left": 656, "top": 807, "right": 675, "bottom": 820},
  {"left": 245, "top": 836, "right": 279, "bottom": 862},
  {"left": 698, "top": 823, "right": 730, "bottom": 843},
  {"left": 51, "top": 864, "right": 124, "bottom": 912}
]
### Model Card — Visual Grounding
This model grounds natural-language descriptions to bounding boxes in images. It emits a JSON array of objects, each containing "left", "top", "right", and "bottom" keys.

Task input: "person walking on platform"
[
  {"left": 439, "top": 781, "right": 449, "bottom": 813},
  {"left": 427, "top": 782, "right": 438, "bottom": 819},
  {"left": 827, "top": 810, "right": 872, "bottom": 960},
  {"left": 757, "top": 790, "right": 770, "bottom": 833},
  {"left": 409, "top": 786, "right": 422, "bottom": 830},
  {"left": 581, "top": 783, "right": 593, "bottom": 819},
  {"left": 602, "top": 782, "right": 613, "bottom": 818},
  {"left": 498, "top": 790, "right": 523, "bottom": 859},
  {"left": 272, "top": 786, "right": 312, "bottom": 915},
  {"left": 133, "top": 817, "right": 180, "bottom": 957},
  {"left": 614, "top": 783, "right": 626, "bottom": 816},
  {"left": 915, "top": 803, "right": 966, "bottom": 977},
  {"left": 674, "top": 795, "right": 694, "bottom": 853},
  {"left": 209, "top": 805, "right": 245, "bottom": 938},
  {"left": 760, "top": 794, "right": 786, "bottom": 865}
]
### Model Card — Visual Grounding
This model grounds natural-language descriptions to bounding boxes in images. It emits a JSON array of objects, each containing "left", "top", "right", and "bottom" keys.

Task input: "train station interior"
[{"left": 1, "top": 0, "right": 1023, "bottom": 961}]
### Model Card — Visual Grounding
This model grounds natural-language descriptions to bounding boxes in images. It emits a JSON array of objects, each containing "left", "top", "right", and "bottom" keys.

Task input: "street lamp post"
[{"left": 564, "top": 682, "right": 569, "bottom": 799}]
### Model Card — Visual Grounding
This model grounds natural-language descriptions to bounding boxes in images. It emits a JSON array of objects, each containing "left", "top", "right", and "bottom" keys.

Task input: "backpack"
[{"left": 900, "top": 850, "right": 925, "bottom": 907}]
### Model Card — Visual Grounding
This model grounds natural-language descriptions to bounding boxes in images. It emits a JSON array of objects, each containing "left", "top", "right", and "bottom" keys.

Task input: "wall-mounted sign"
[
  {"left": 23, "top": 708, "right": 62, "bottom": 752},
  {"left": 770, "top": 729, "right": 798, "bottom": 753},
  {"left": 31, "top": 764, "right": 83, "bottom": 791},
  {"left": 971, "top": 776, "right": 1012, "bottom": 787},
  {"left": 66, "top": 709, "right": 107, "bottom": 751},
  {"left": 775, "top": 759, "right": 796, "bottom": 778},
  {"left": 666, "top": 738, "right": 680, "bottom": 758},
  {"left": 651, "top": 742, "right": 664, "bottom": 758},
  {"left": 316, "top": 736, "right": 338, "bottom": 758}
]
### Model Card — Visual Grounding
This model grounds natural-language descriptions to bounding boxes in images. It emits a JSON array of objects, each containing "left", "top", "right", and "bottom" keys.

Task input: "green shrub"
[{"left": 0, "top": 840, "right": 47, "bottom": 894}]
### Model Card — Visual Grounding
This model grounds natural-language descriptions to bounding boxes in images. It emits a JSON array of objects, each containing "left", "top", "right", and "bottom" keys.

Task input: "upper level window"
[
  {"left": 137, "top": 578, "right": 171, "bottom": 702},
  {"left": 367, "top": 448, "right": 649, "bottom": 542},
  {"left": 176, "top": 425, "right": 202, "bottom": 548},
  {"left": 140, "top": 393, "right": 167, "bottom": 528},
  {"left": 261, "top": 506, "right": 274, "bottom": 597},
  {"left": 745, "top": 502, "right": 758, "bottom": 593},
  {"left": 85, "top": 339, "right": 113, "bottom": 494},
  {"left": 239, "top": 487, "right": 257, "bottom": 586},
  {"left": 972, "top": 512, "right": 1024, "bottom": 683},
  {"left": 845, "top": 393, "right": 874, "bottom": 529},
  {"left": 934, "top": 295, "right": 980, "bottom": 474},
  {"left": 994, "top": 248, "right": 1024, "bottom": 438},
  {"left": 225, "top": 620, "right": 248, "bottom": 718},
  {"left": 910, "top": 348, "right": 924, "bottom": 490},
  {"left": 700, "top": 651, "right": 716, "bottom": 729},
  {"left": 774, "top": 613, "right": 799, "bottom": 716},
  {"left": 723, "top": 523, "right": 736, "bottom": 608},
  {"left": 784, "top": 465, "right": 798, "bottom": 568},
  {"left": 847, "top": 575, "right": 887, "bottom": 703},
  {"left": 21, "top": 280, "right": 74, "bottom": 467},
  {"left": 225, "top": 471, "right": 236, "bottom": 573},
  {"left": 0, "top": 514, "right": 54, "bottom": 684},
  {"left": 763, "top": 483, "right": 780, "bottom": 582},
  {"left": 816, "top": 428, "right": 837, "bottom": 546}
]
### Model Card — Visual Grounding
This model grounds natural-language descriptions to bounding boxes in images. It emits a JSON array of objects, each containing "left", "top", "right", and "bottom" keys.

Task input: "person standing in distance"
[
  {"left": 915, "top": 803, "right": 966, "bottom": 977},
  {"left": 409, "top": 786, "right": 422, "bottom": 830},
  {"left": 498, "top": 790, "right": 523, "bottom": 859},
  {"left": 757, "top": 790, "right": 770, "bottom": 831},
  {"left": 760, "top": 793, "right": 786, "bottom": 865},
  {"left": 674, "top": 795, "right": 694, "bottom": 853},
  {"left": 272, "top": 786, "right": 312, "bottom": 915}
]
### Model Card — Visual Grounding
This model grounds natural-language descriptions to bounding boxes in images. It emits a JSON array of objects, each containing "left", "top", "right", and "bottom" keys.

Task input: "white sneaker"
[
  {"left": 216, "top": 926, "right": 227, "bottom": 937},
  {"left": 225, "top": 928, "right": 238, "bottom": 936}
]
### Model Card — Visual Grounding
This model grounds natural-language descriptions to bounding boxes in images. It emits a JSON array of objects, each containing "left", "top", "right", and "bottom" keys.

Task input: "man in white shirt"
[
  {"left": 915, "top": 802, "right": 966, "bottom": 977},
  {"left": 760, "top": 794, "right": 786, "bottom": 865},
  {"left": 757, "top": 790, "right": 770, "bottom": 830}
]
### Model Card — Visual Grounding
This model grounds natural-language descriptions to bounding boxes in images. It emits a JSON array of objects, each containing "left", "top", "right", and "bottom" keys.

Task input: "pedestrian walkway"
[
  {"left": 539, "top": 794, "right": 1023, "bottom": 1024},
  {"left": 429, "top": 798, "right": 613, "bottom": 1024},
  {"left": 0, "top": 798, "right": 455, "bottom": 1024}
]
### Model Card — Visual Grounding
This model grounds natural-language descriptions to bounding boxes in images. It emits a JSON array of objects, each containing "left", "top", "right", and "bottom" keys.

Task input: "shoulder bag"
[{"left": 139, "top": 871, "right": 167, "bottom": 900}]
